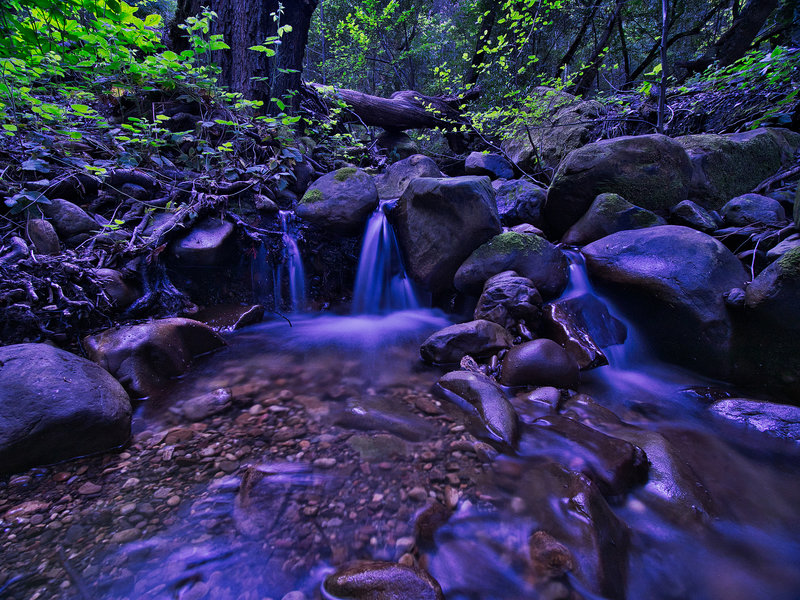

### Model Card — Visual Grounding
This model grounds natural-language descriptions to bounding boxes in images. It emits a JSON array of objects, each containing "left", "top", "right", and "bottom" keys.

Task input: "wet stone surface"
[{"left": 0, "top": 314, "right": 490, "bottom": 600}]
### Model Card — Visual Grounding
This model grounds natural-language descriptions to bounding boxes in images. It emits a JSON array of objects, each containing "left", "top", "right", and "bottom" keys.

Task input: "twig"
[{"left": 753, "top": 164, "right": 800, "bottom": 195}]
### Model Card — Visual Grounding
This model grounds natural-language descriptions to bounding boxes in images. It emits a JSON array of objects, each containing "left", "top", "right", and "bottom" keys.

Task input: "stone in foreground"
[
  {"left": 0, "top": 343, "right": 131, "bottom": 474},
  {"left": 324, "top": 560, "right": 444, "bottom": 600}
]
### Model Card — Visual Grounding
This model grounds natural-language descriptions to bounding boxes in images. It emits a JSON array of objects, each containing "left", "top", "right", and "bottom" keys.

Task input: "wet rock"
[
  {"left": 525, "top": 415, "right": 649, "bottom": 496},
  {"left": 546, "top": 134, "right": 692, "bottom": 237},
  {"left": 474, "top": 270, "right": 542, "bottom": 330},
  {"left": 0, "top": 343, "right": 131, "bottom": 474},
  {"left": 436, "top": 370, "right": 519, "bottom": 446},
  {"left": 26, "top": 218, "right": 60, "bottom": 254},
  {"left": 324, "top": 560, "right": 444, "bottom": 600},
  {"left": 93, "top": 268, "right": 139, "bottom": 309},
  {"left": 333, "top": 397, "right": 435, "bottom": 442},
  {"left": 420, "top": 320, "right": 512, "bottom": 364},
  {"left": 541, "top": 294, "right": 627, "bottom": 369},
  {"left": 192, "top": 304, "right": 265, "bottom": 331},
  {"left": 745, "top": 247, "right": 800, "bottom": 329},
  {"left": 83, "top": 317, "right": 225, "bottom": 398},
  {"left": 347, "top": 433, "right": 408, "bottom": 462},
  {"left": 254, "top": 194, "right": 279, "bottom": 213},
  {"left": 41, "top": 198, "right": 99, "bottom": 237},
  {"left": 494, "top": 179, "right": 547, "bottom": 227},
  {"left": 170, "top": 216, "right": 235, "bottom": 266},
  {"left": 465, "top": 152, "right": 514, "bottom": 180},
  {"left": 711, "top": 399, "right": 800, "bottom": 443},
  {"left": 669, "top": 199, "right": 720, "bottom": 233},
  {"left": 677, "top": 128, "right": 798, "bottom": 210},
  {"left": 181, "top": 388, "right": 232, "bottom": 421},
  {"left": 297, "top": 167, "right": 378, "bottom": 234},
  {"left": 455, "top": 232, "right": 568, "bottom": 299},
  {"left": 502, "top": 90, "right": 605, "bottom": 174},
  {"left": 766, "top": 233, "right": 800, "bottom": 260},
  {"left": 561, "top": 193, "right": 666, "bottom": 246},
  {"left": 528, "top": 530, "right": 575, "bottom": 581},
  {"left": 389, "top": 176, "right": 500, "bottom": 293},
  {"left": 721, "top": 193, "right": 787, "bottom": 227},
  {"left": 582, "top": 225, "right": 747, "bottom": 377},
  {"left": 375, "top": 154, "right": 443, "bottom": 199},
  {"left": 377, "top": 130, "right": 420, "bottom": 161},
  {"left": 500, "top": 339, "right": 580, "bottom": 389},
  {"left": 502, "top": 460, "right": 630, "bottom": 599}
]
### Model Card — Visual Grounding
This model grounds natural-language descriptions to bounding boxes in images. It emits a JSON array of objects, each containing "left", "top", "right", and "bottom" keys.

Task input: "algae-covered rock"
[
  {"left": 545, "top": 134, "right": 692, "bottom": 238},
  {"left": 296, "top": 167, "right": 378, "bottom": 234},
  {"left": 494, "top": 179, "right": 547, "bottom": 227},
  {"left": 454, "top": 232, "right": 567, "bottom": 299},
  {"left": 561, "top": 193, "right": 666, "bottom": 246},
  {"left": 677, "top": 128, "right": 799, "bottom": 210}
]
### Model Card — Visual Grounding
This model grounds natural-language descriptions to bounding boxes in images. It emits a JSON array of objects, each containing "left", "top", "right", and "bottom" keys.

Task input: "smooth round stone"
[{"left": 500, "top": 339, "right": 580, "bottom": 389}]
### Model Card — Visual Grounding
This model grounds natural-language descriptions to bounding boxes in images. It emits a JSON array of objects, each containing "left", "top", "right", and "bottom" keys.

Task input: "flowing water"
[
  {"left": 352, "top": 200, "right": 420, "bottom": 314},
  {"left": 6, "top": 242, "right": 800, "bottom": 600},
  {"left": 252, "top": 210, "right": 306, "bottom": 314}
]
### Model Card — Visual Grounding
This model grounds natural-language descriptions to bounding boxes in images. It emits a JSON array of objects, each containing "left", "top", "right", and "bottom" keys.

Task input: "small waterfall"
[
  {"left": 251, "top": 211, "right": 306, "bottom": 314},
  {"left": 352, "top": 200, "right": 419, "bottom": 314},
  {"left": 275, "top": 210, "right": 306, "bottom": 313}
]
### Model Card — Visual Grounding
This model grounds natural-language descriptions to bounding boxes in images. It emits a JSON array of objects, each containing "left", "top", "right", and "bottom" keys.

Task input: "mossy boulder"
[
  {"left": 677, "top": 128, "right": 800, "bottom": 210},
  {"left": 296, "top": 168, "right": 378, "bottom": 235},
  {"left": 561, "top": 193, "right": 666, "bottom": 246},
  {"left": 502, "top": 89, "right": 604, "bottom": 174},
  {"left": 389, "top": 176, "right": 501, "bottom": 294},
  {"left": 545, "top": 134, "right": 692, "bottom": 238},
  {"left": 454, "top": 232, "right": 568, "bottom": 299},
  {"left": 582, "top": 225, "right": 747, "bottom": 378},
  {"left": 745, "top": 247, "right": 800, "bottom": 329}
]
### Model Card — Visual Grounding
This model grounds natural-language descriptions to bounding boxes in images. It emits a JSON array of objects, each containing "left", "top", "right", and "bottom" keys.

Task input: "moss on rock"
[
  {"left": 334, "top": 167, "right": 359, "bottom": 182},
  {"left": 301, "top": 188, "right": 324, "bottom": 204}
]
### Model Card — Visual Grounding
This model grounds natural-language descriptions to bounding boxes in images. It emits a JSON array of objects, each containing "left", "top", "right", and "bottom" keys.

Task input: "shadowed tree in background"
[{"left": 172, "top": 0, "right": 318, "bottom": 113}]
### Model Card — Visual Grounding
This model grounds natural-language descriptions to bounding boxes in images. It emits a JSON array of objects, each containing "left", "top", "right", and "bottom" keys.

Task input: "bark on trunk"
[
  {"left": 171, "top": 0, "right": 317, "bottom": 113},
  {"left": 569, "top": 0, "right": 625, "bottom": 96}
]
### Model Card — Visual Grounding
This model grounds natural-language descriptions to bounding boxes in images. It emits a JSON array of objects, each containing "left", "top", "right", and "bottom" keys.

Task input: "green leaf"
[
  {"left": 22, "top": 158, "right": 50, "bottom": 173},
  {"left": 162, "top": 50, "right": 178, "bottom": 61}
]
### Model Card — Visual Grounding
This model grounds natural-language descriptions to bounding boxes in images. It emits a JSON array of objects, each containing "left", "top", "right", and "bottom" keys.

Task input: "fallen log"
[{"left": 302, "top": 83, "right": 479, "bottom": 132}]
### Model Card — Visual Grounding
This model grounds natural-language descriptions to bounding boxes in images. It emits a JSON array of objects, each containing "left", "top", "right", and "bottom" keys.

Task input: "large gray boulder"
[
  {"left": 494, "top": 179, "right": 547, "bottom": 227},
  {"left": 454, "top": 232, "right": 567, "bottom": 299},
  {"left": 0, "top": 343, "right": 131, "bottom": 474},
  {"left": 582, "top": 225, "right": 747, "bottom": 377},
  {"left": 669, "top": 199, "right": 720, "bottom": 233},
  {"left": 545, "top": 134, "right": 692, "bottom": 238},
  {"left": 375, "top": 154, "right": 443, "bottom": 200},
  {"left": 677, "top": 128, "right": 800, "bottom": 210},
  {"left": 83, "top": 318, "right": 225, "bottom": 398},
  {"left": 296, "top": 167, "right": 378, "bottom": 234},
  {"left": 389, "top": 176, "right": 501, "bottom": 293},
  {"left": 561, "top": 193, "right": 666, "bottom": 246},
  {"left": 420, "top": 319, "right": 512, "bottom": 364}
]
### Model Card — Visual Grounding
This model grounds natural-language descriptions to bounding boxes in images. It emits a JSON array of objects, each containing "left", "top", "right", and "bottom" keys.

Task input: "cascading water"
[
  {"left": 351, "top": 200, "right": 419, "bottom": 314},
  {"left": 251, "top": 210, "right": 306, "bottom": 313}
]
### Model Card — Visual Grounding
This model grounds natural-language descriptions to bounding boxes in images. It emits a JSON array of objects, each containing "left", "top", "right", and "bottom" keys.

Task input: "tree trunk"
[
  {"left": 303, "top": 84, "right": 478, "bottom": 131},
  {"left": 172, "top": 0, "right": 318, "bottom": 113},
  {"left": 556, "top": 0, "right": 603, "bottom": 79},
  {"left": 464, "top": 0, "right": 498, "bottom": 88},
  {"left": 569, "top": 0, "right": 625, "bottom": 96},
  {"left": 683, "top": 0, "right": 779, "bottom": 73}
]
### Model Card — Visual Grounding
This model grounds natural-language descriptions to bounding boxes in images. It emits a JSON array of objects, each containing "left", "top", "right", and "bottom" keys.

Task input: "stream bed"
[{"left": 3, "top": 285, "right": 800, "bottom": 599}]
